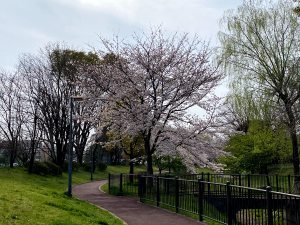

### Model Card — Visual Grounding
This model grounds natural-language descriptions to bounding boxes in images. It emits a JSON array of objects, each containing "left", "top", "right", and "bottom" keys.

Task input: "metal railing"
[
  {"left": 108, "top": 174, "right": 300, "bottom": 225},
  {"left": 108, "top": 173, "right": 139, "bottom": 196},
  {"left": 180, "top": 173, "right": 300, "bottom": 194}
]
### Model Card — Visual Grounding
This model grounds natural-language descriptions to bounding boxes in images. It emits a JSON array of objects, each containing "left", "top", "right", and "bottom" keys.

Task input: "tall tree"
[
  {"left": 223, "top": 87, "right": 279, "bottom": 134},
  {"left": 19, "top": 44, "right": 98, "bottom": 167},
  {"left": 0, "top": 72, "right": 25, "bottom": 167},
  {"left": 219, "top": 0, "right": 300, "bottom": 184},
  {"left": 21, "top": 73, "right": 43, "bottom": 172},
  {"left": 220, "top": 120, "right": 292, "bottom": 174},
  {"left": 85, "top": 29, "right": 222, "bottom": 174}
]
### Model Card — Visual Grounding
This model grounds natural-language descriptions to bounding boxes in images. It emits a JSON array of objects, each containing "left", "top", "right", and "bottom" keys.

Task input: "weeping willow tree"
[
  {"left": 219, "top": 0, "right": 300, "bottom": 187},
  {"left": 224, "top": 82, "right": 277, "bottom": 134}
]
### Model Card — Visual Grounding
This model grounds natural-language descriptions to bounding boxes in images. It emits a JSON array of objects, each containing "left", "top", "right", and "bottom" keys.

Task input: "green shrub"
[
  {"left": 0, "top": 155, "right": 8, "bottom": 166},
  {"left": 44, "top": 161, "right": 62, "bottom": 176},
  {"left": 31, "top": 161, "right": 50, "bottom": 175},
  {"left": 62, "top": 161, "right": 79, "bottom": 172},
  {"left": 73, "top": 161, "right": 80, "bottom": 171},
  {"left": 62, "top": 161, "right": 68, "bottom": 172},
  {"left": 81, "top": 162, "right": 93, "bottom": 172},
  {"left": 97, "top": 162, "right": 107, "bottom": 171},
  {"left": 30, "top": 161, "right": 62, "bottom": 176}
]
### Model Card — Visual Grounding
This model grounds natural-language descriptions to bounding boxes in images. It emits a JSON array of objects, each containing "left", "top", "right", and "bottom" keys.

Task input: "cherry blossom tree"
[
  {"left": 84, "top": 29, "right": 223, "bottom": 174},
  {"left": 154, "top": 124, "right": 226, "bottom": 173}
]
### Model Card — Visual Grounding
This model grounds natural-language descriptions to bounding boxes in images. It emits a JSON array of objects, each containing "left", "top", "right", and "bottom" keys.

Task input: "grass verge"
[{"left": 0, "top": 167, "right": 126, "bottom": 225}]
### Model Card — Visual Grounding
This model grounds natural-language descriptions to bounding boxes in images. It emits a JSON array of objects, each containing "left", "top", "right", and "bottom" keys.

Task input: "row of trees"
[
  {"left": 0, "top": 31, "right": 225, "bottom": 174},
  {"left": 0, "top": 46, "right": 98, "bottom": 170},
  {"left": 1, "top": 0, "right": 299, "bottom": 180}
]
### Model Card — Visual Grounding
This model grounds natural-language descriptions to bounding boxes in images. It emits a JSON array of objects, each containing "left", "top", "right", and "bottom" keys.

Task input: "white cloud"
[
  {"left": 0, "top": 0, "right": 243, "bottom": 93},
  {"left": 53, "top": 0, "right": 229, "bottom": 42}
]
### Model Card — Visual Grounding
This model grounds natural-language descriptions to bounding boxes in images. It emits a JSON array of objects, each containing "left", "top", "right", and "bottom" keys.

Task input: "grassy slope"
[{"left": 0, "top": 165, "right": 147, "bottom": 225}]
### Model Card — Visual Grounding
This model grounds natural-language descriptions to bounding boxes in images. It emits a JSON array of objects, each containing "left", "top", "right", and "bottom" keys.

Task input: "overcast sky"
[{"left": 1, "top": 0, "right": 243, "bottom": 96}]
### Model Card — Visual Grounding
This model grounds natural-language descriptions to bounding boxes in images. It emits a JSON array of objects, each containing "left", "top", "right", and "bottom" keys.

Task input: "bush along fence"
[{"left": 108, "top": 173, "right": 300, "bottom": 225}]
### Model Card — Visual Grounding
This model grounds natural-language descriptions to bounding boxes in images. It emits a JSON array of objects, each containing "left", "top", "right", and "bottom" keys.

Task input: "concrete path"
[{"left": 73, "top": 180, "right": 206, "bottom": 225}]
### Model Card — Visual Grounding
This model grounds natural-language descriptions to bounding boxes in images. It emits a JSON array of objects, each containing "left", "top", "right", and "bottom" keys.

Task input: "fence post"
[
  {"left": 266, "top": 186, "right": 273, "bottom": 225},
  {"left": 247, "top": 174, "right": 251, "bottom": 198},
  {"left": 247, "top": 174, "right": 251, "bottom": 187},
  {"left": 140, "top": 176, "right": 146, "bottom": 203},
  {"left": 238, "top": 174, "right": 242, "bottom": 196},
  {"left": 166, "top": 177, "right": 169, "bottom": 194},
  {"left": 198, "top": 179, "right": 204, "bottom": 221},
  {"left": 156, "top": 176, "right": 160, "bottom": 207},
  {"left": 226, "top": 181, "right": 233, "bottom": 225},
  {"left": 207, "top": 173, "right": 210, "bottom": 195},
  {"left": 175, "top": 177, "right": 179, "bottom": 213},
  {"left": 119, "top": 173, "right": 123, "bottom": 195},
  {"left": 138, "top": 175, "right": 142, "bottom": 199},
  {"left": 275, "top": 174, "right": 279, "bottom": 192},
  {"left": 108, "top": 173, "right": 111, "bottom": 194},
  {"left": 201, "top": 172, "right": 204, "bottom": 180},
  {"left": 266, "top": 174, "right": 270, "bottom": 187},
  {"left": 288, "top": 175, "right": 291, "bottom": 193}
]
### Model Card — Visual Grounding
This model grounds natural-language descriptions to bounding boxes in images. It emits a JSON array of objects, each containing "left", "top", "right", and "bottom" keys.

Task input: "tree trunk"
[
  {"left": 284, "top": 102, "right": 300, "bottom": 193},
  {"left": 291, "top": 130, "right": 300, "bottom": 195},
  {"left": 28, "top": 140, "right": 36, "bottom": 173},
  {"left": 146, "top": 154, "right": 153, "bottom": 175},
  {"left": 9, "top": 144, "right": 16, "bottom": 168},
  {"left": 9, "top": 153, "right": 14, "bottom": 168},
  {"left": 287, "top": 128, "right": 300, "bottom": 223},
  {"left": 129, "top": 145, "right": 135, "bottom": 175},
  {"left": 143, "top": 136, "right": 153, "bottom": 175},
  {"left": 28, "top": 154, "right": 35, "bottom": 173},
  {"left": 129, "top": 153, "right": 135, "bottom": 183},
  {"left": 129, "top": 160, "right": 134, "bottom": 174},
  {"left": 77, "top": 153, "right": 83, "bottom": 166},
  {"left": 56, "top": 144, "right": 65, "bottom": 168}
]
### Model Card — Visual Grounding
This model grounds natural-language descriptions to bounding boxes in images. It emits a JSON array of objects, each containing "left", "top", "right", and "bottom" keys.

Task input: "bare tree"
[
  {"left": 18, "top": 44, "right": 97, "bottom": 167},
  {"left": 0, "top": 72, "right": 26, "bottom": 168},
  {"left": 21, "top": 73, "right": 43, "bottom": 172}
]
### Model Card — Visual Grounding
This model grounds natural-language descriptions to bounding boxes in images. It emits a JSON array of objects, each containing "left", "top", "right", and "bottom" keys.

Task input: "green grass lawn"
[
  {"left": 0, "top": 166, "right": 143, "bottom": 225},
  {"left": 195, "top": 167, "right": 215, "bottom": 174},
  {"left": 267, "top": 163, "right": 294, "bottom": 175}
]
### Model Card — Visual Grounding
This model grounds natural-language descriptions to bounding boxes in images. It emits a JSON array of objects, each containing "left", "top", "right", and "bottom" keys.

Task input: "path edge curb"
[{"left": 73, "top": 180, "right": 128, "bottom": 225}]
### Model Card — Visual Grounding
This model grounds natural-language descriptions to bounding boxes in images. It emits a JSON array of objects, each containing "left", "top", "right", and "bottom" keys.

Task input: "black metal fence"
[
  {"left": 108, "top": 173, "right": 300, "bottom": 225},
  {"left": 108, "top": 173, "right": 139, "bottom": 196},
  {"left": 180, "top": 173, "right": 300, "bottom": 194}
]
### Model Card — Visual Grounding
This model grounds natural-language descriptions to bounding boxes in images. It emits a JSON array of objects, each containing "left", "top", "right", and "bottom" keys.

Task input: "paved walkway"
[{"left": 73, "top": 180, "right": 206, "bottom": 225}]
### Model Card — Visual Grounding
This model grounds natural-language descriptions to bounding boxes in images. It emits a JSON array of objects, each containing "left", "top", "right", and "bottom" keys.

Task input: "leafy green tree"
[
  {"left": 220, "top": 120, "right": 292, "bottom": 174},
  {"left": 219, "top": 0, "right": 300, "bottom": 180},
  {"left": 154, "top": 155, "right": 187, "bottom": 175},
  {"left": 120, "top": 134, "right": 144, "bottom": 175},
  {"left": 106, "top": 130, "right": 145, "bottom": 174}
]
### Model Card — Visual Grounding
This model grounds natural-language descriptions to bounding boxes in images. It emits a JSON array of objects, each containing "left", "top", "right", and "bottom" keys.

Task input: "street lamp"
[{"left": 67, "top": 95, "right": 84, "bottom": 197}]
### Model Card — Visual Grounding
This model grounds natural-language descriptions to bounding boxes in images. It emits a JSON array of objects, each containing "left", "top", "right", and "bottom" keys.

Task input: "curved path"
[{"left": 73, "top": 180, "right": 206, "bottom": 225}]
